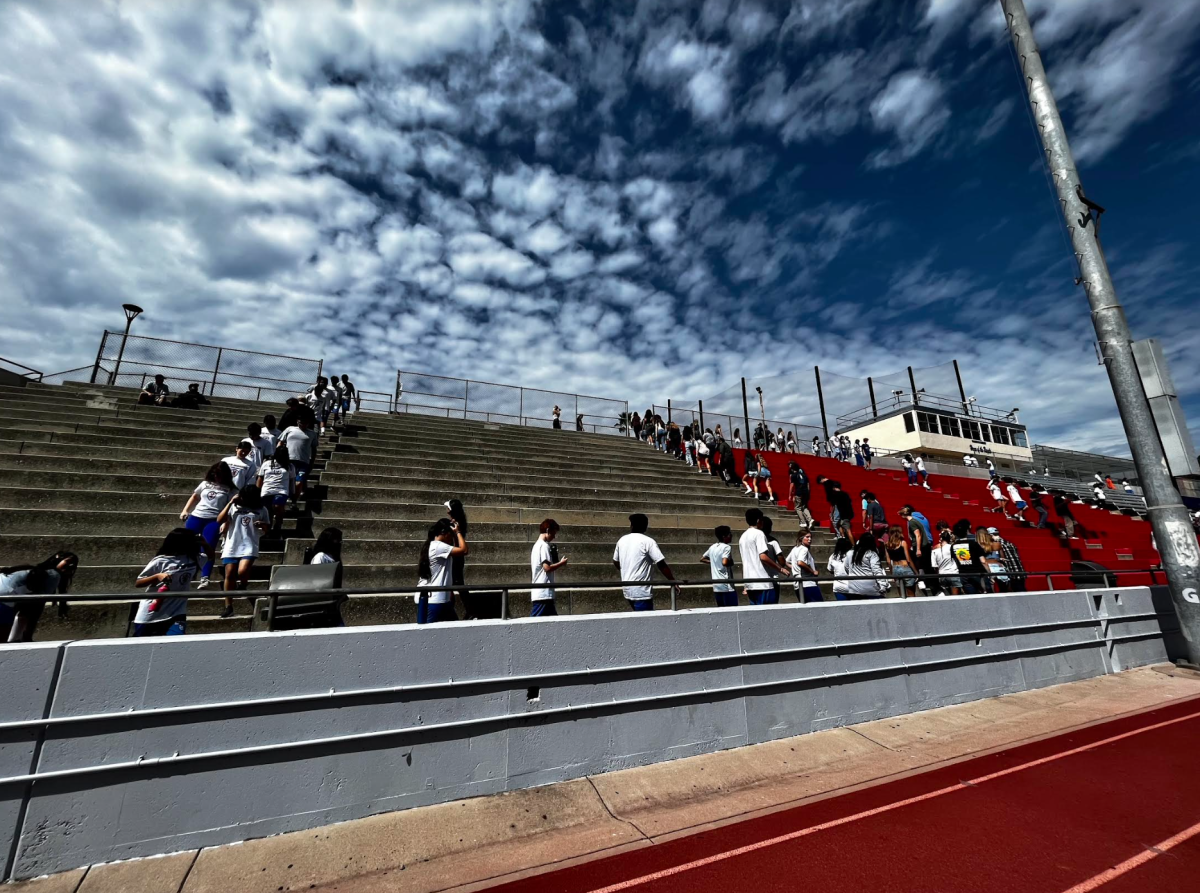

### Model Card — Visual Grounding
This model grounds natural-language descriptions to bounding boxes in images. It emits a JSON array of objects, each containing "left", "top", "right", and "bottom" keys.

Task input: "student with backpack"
[
  {"left": 216, "top": 485, "right": 271, "bottom": 617},
  {"left": 788, "top": 461, "right": 814, "bottom": 531},
  {"left": 133, "top": 528, "right": 206, "bottom": 636},
  {"left": 179, "top": 461, "right": 236, "bottom": 589},
  {"left": 700, "top": 525, "right": 736, "bottom": 607}
]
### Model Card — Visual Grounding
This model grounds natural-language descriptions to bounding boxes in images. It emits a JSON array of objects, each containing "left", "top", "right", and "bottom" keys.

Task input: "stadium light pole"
[
  {"left": 108, "top": 303, "right": 144, "bottom": 386},
  {"left": 1001, "top": 0, "right": 1200, "bottom": 665}
]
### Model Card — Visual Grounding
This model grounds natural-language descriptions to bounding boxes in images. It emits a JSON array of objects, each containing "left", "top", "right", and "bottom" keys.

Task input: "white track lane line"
[
  {"left": 587, "top": 709, "right": 1200, "bottom": 893},
  {"left": 1058, "top": 819, "right": 1200, "bottom": 893}
]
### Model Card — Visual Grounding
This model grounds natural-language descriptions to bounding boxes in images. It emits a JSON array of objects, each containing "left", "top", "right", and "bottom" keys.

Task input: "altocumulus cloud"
[{"left": 1, "top": 0, "right": 1199, "bottom": 454}]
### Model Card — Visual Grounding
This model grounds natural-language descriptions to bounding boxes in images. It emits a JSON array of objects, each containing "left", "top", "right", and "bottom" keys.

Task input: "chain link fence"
[
  {"left": 395, "top": 370, "right": 629, "bottom": 436},
  {"left": 88, "top": 331, "right": 322, "bottom": 403}
]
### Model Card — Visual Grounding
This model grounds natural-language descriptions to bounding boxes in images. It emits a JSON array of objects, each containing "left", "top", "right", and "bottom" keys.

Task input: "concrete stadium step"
[
  {"left": 333, "top": 435, "right": 690, "bottom": 467},
  {"left": 320, "top": 465, "right": 741, "bottom": 492},
  {"left": 0, "top": 402, "right": 274, "bottom": 435},
  {"left": 279, "top": 537, "right": 834, "bottom": 565},
  {"left": 0, "top": 439, "right": 331, "bottom": 466},
  {"left": 314, "top": 506, "right": 802, "bottom": 538},
  {"left": 327, "top": 449, "right": 712, "bottom": 479},
  {"left": 318, "top": 490, "right": 787, "bottom": 518},
  {"left": 2, "top": 426, "right": 261, "bottom": 454},
  {"left": 0, "top": 467, "right": 221, "bottom": 494},
  {"left": 0, "top": 452, "right": 234, "bottom": 479},
  {"left": 323, "top": 478, "right": 770, "bottom": 508}
]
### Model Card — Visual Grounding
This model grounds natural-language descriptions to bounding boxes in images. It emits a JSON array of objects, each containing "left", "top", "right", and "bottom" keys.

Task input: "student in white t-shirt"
[
  {"left": 178, "top": 461, "right": 236, "bottom": 589},
  {"left": 247, "top": 422, "right": 275, "bottom": 465},
  {"left": 1005, "top": 480, "right": 1029, "bottom": 523},
  {"left": 915, "top": 454, "right": 932, "bottom": 490},
  {"left": 739, "top": 508, "right": 788, "bottom": 605},
  {"left": 215, "top": 485, "right": 271, "bottom": 618},
  {"left": 277, "top": 417, "right": 314, "bottom": 502},
  {"left": 827, "top": 536, "right": 853, "bottom": 600},
  {"left": 530, "top": 518, "right": 569, "bottom": 617},
  {"left": 417, "top": 518, "right": 468, "bottom": 624},
  {"left": 931, "top": 529, "right": 962, "bottom": 596},
  {"left": 132, "top": 528, "right": 206, "bottom": 637},
  {"left": 986, "top": 478, "right": 1008, "bottom": 516},
  {"left": 700, "top": 525, "right": 736, "bottom": 607},
  {"left": 612, "top": 514, "right": 677, "bottom": 611},
  {"left": 786, "top": 530, "right": 822, "bottom": 603},
  {"left": 223, "top": 440, "right": 258, "bottom": 489},
  {"left": 263, "top": 414, "right": 281, "bottom": 442},
  {"left": 256, "top": 444, "right": 294, "bottom": 533}
]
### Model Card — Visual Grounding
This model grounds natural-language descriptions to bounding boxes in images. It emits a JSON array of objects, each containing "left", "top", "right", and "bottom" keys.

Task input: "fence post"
[
  {"left": 519, "top": 388, "right": 524, "bottom": 427},
  {"left": 741, "top": 378, "right": 750, "bottom": 445},
  {"left": 908, "top": 366, "right": 919, "bottom": 407},
  {"left": 698, "top": 399, "right": 705, "bottom": 433},
  {"left": 501, "top": 588, "right": 509, "bottom": 621},
  {"left": 266, "top": 593, "right": 279, "bottom": 632},
  {"left": 868, "top": 377, "right": 878, "bottom": 419},
  {"left": 814, "top": 366, "right": 829, "bottom": 440},
  {"left": 89, "top": 331, "right": 108, "bottom": 384},
  {"left": 210, "top": 348, "right": 222, "bottom": 396},
  {"left": 670, "top": 583, "right": 677, "bottom": 612},
  {"left": 464, "top": 380, "right": 470, "bottom": 421},
  {"left": 667, "top": 399, "right": 672, "bottom": 424}
]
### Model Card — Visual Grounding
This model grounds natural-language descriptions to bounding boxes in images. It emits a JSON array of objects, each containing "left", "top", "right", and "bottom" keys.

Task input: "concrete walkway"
[{"left": 10, "top": 665, "right": 1199, "bottom": 893}]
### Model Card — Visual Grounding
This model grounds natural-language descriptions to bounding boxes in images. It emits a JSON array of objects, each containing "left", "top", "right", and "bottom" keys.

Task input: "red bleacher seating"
[{"left": 736, "top": 448, "right": 1171, "bottom": 591}]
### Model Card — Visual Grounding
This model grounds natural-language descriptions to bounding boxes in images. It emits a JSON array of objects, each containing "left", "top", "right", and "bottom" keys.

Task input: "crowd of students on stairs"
[{"left": 0, "top": 373, "right": 362, "bottom": 641}]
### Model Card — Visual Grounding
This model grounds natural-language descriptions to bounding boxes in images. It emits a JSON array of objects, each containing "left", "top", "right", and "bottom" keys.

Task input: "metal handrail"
[
  {"left": 0, "top": 567, "right": 1162, "bottom": 610},
  {"left": 0, "top": 356, "right": 43, "bottom": 380}
]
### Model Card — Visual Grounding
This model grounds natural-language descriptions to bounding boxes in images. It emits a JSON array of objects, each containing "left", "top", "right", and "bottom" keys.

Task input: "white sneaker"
[{"left": 197, "top": 577, "right": 210, "bottom": 590}]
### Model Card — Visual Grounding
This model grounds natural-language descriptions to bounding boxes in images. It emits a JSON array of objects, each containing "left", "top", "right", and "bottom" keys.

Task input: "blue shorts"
[
  {"left": 341, "top": 398, "right": 352, "bottom": 411},
  {"left": 222, "top": 556, "right": 255, "bottom": 566},
  {"left": 757, "top": 468, "right": 771, "bottom": 479},
  {"left": 627, "top": 598, "right": 654, "bottom": 612},
  {"left": 133, "top": 617, "right": 187, "bottom": 636},
  {"left": 713, "top": 590, "right": 738, "bottom": 607},
  {"left": 291, "top": 462, "right": 310, "bottom": 483},
  {"left": 269, "top": 494, "right": 288, "bottom": 507},
  {"left": 529, "top": 601, "right": 558, "bottom": 618},
  {"left": 417, "top": 599, "right": 458, "bottom": 624},
  {"left": 748, "top": 587, "right": 778, "bottom": 605},
  {"left": 1015, "top": 501, "right": 1028, "bottom": 510}
]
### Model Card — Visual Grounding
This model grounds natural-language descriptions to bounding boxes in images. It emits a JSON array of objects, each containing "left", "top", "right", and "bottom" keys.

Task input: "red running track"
[{"left": 490, "top": 697, "right": 1200, "bottom": 893}]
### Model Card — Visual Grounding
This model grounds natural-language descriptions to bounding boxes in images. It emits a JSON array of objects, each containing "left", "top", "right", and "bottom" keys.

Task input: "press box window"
[
  {"left": 939, "top": 416, "right": 961, "bottom": 438},
  {"left": 1012, "top": 430, "right": 1028, "bottom": 448},
  {"left": 963, "top": 420, "right": 982, "bottom": 441},
  {"left": 981, "top": 424, "right": 992, "bottom": 442},
  {"left": 917, "top": 412, "right": 937, "bottom": 433},
  {"left": 993, "top": 426, "right": 1011, "bottom": 446},
  {"left": 904, "top": 412, "right": 915, "bottom": 433}
]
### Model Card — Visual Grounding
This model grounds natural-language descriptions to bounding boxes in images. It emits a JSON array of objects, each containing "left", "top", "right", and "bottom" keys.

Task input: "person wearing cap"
[
  {"left": 138, "top": 373, "right": 171, "bottom": 406},
  {"left": 990, "top": 527, "right": 1027, "bottom": 592},
  {"left": 222, "top": 439, "right": 258, "bottom": 489}
]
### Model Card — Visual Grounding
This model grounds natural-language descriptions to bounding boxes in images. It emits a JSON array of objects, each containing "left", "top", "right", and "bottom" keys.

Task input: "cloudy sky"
[{"left": 1, "top": 0, "right": 1199, "bottom": 454}]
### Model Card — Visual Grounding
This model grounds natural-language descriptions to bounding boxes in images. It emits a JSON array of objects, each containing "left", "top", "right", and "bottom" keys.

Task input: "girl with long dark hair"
[
  {"left": 417, "top": 517, "right": 467, "bottom": 624},
  {"left": 179, "top": 461, "right": 236, "bottom": 589},
  {"left": 133, "top": 528, "right": 206, "bottom": 636},
  {"left": 216, "top": 484, "right": 271, "bottom": 617},
  {"left": 845, "top": 532, "right": 887, "bottom": 599},
  {"left": 1, "top": 551, "right": 78, "bottom": 642}
]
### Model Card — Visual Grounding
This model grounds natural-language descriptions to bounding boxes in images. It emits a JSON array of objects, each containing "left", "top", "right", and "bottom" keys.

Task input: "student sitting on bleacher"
[
  {"left": 171, "top": 383, "right": 210, "bottom": 410},
  {"left": 137, "top": 374, "right": 170, "bottom": 405}
]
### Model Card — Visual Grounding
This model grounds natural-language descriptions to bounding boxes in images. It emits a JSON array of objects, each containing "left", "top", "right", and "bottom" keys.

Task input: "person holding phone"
[{"left": 531, "top": 519, "right": 568, "bottom": 617}]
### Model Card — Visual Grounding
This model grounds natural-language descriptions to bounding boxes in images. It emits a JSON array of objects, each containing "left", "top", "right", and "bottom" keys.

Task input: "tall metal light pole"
[
  {"left": 108, "top": 303, "right": 144, "bottom": 386},
  {"left": 1001, "top": 0, "right": 1200, "bottom": 665}
]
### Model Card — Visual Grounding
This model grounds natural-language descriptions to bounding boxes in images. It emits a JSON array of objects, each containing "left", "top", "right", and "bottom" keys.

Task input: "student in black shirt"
[
  {"left": 788, "top": 462, "right": 813, "bottom": 531},
  {"left": 950, "top": 519, "right": 988, "bottom": 594}
]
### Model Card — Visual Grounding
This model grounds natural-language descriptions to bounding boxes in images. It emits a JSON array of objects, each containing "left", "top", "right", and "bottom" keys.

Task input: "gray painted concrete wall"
[{"left": 0, "top": 587, "right": 1180, "bottom": 880}]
